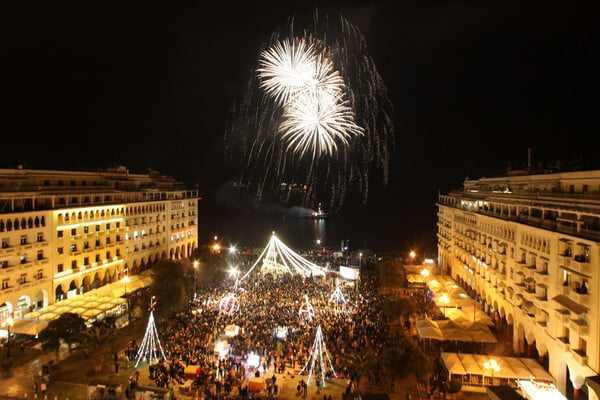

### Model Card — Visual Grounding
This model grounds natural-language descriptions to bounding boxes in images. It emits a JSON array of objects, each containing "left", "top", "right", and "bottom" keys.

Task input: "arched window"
[
  {"left": 34, "top": 217, "right": 40, "bottom": 227},
  {"left": 7, "top": 219, "right": 12, "bottom": 231},
  {"left": 0, "top": 220, "right": 4, "bottom": 232},
  {"left": 40, "top": 216, "right": 45, "bottom": 227},
  {"left": 14, "top": 218, "right": 20, "bottom": 230},
  {"left": 28, "top": 218, "right": 33, "bottom": 228}
]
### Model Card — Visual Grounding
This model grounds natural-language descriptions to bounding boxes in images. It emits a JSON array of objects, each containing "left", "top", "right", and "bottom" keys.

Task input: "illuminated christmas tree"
[
  {"left": 300, "top": 325, "right": 337, "bottom": 386},
  {"left": 135, "top": 296, "right": 168, "bottom": 367}
]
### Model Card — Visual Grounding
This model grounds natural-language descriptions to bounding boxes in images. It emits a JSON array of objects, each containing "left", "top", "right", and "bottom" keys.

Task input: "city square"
[{"left": 1, "top": 1, "right": 595, "bottom": 400}]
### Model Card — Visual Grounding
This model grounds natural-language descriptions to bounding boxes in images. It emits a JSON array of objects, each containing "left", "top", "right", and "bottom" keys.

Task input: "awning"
[
  {"left": 441, "top": 353, "right": 467, "bottom": 376},
  {"left": 552, "top": 294, "right": 588, "bottom": 315},
  {"left": 10, "top": 319, "right": 49, "bottom": 336}
]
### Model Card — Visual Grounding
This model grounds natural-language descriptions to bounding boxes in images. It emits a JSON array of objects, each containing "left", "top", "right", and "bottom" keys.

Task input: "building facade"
[
  {"left": 437, "top": 170, "right": 600, "bottom": 398},
  {"left": 0, "top": 167, "right": 198, "bottom": 325}
]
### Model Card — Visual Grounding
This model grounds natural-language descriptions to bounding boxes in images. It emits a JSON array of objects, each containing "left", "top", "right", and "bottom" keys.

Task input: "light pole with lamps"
[
  {"left": 2, "top": 316, "right": 14, "bottom": 357},
  {"left": 122, "top": 275, "right": 131, "bottom": 324},
  {"left": 439, "top": 294, "right": 449, "bottom": 318},
  {"left": 193, "top": 260, "right": 199, "bottom": 300},
  {"left": 484, "top": 358, "right": 500, "bottom": 385}
]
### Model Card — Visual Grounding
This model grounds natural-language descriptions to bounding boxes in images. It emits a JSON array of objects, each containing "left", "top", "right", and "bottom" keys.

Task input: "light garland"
[
  {"left": 240, "top": 232, "right": 327, "bottom": 281},
  {"left": 299, "top": 295, "right": 315, "bottom": 322},
  {"left": 135, "top": 297, "right": 168, "bottom": 367},
  {"left": 218, "top": 293, "right": 240, "bottom": 315},
  {"left": 329, "top": 280, "right": 347, "bottom": 306},
  {"left": 300, "top": 325, "right": 337, "bottom": 386}
]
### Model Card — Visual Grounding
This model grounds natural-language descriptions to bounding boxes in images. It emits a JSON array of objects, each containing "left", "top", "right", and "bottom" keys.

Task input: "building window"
[
  {"left": 57, "top": 230, "right": 63, "bottom": 238},
  {"left": 2, "top": 238, "right": 8, "bottom": 248},
  {"left": 106, "top": 223, "right": 110, "bottom": 230},
  {"left": 37, "top": 269, "right": 43, "bottom": 279},
  {"left": 95, "top": 239, "right": 100, "bottom": 247},
  {"left": 20, "top": 254, "right": 27, "bottom": 264},
  {"left": 57, "top": 247, "right": 63, "bottom": 255},
  {"left": 37, "top": 250, "right": 43, "bottom": 260},
  {"left": 71, "top": 228, "right": 77, "bottom": 236},
  {"left": 70, "top": 244, "right": 77, "bottom": 252},
  {"left": 95, "top": 225, "right": 100, "bottom": 232},
  {"left": 95, "top": 254, "right": 100, "bottom": 262},
  {"left": 106, "top": 237, "right": 111, "bottom": 245},
  {"left": 116, "top": 235, "right": 121, "bottom": 242},
  {"left": 116, "top": 222, "right": 120, "bottom": 228},
  {"left": 83, "top": 226, "right": 89, "bottom": 234},
  {"left": 2, "top": 261, "right": 8, "bottom": 269},
  {"left": 116, "top": 249, "right": 121, "bottom": 257},
  {"left": 19, "top": 274, "right": 26, "bottom": 284},
  {"left": 84, "top": 257, "right": 89, "bottom": 266},
  {"left": 37, "top": 232, "right": 44, "bottom": 242},
  {"left": 106, "top": 251, "right": 111, "bottom": 259},
  {"left": 125, "top": 233, "right": 130, "bottom": 241},
  {"left": 84, "top": 241, "right": 89, "bottom": 250},
  {"left": 57, "top": 263, "right": 63, "bottom": 273},
  {"left": 71, "top": 260, "right": 77, "bottom": 269},
  {"left": 20, "top": 235, "right": 27, "bottom": 245},
  {"left": 2, "top": 279, "right": 8, "bottom": 290}
]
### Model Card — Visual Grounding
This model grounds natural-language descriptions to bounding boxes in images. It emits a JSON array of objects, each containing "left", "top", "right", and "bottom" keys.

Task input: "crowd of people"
[{"left": 124, "top": 257, "right": 408, "bottom": 399}]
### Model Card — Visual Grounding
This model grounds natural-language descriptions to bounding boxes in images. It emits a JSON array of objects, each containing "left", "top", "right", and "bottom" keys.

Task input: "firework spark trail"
[{"left": 225, "top": 12, "right": 394, "bottom": 211}]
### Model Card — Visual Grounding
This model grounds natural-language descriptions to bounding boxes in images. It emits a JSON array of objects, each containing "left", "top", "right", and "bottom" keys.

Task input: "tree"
[
  {"left": 79, "top": 327, "right": 113, "bottom": 372},
  {"left": 150, "top": 259, "right": 188, "bottom": 315},
  {"left": 38, "top": 313, "right": 86, "bottom": 355},
  {"left": 341, "top": 347, "right": 379, "bottom": 391},
  {"left": 384, "top": 296, "right": 417, "bottom": 320}
]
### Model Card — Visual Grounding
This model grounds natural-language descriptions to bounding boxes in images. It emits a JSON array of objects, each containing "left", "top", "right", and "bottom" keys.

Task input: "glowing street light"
[
  {"left": 409, "top": 250, "right": 416, "bottom": 260},
  {"left": 439, "top": 294, "right": 449, "bottom": 318},
  {"left": 212, "top": 243, "right": 221, "bottom": 252},
  {"left": 122, "top": 275, "right": 131, "bottom": 323},
  {"left": 229, "top": 246, "right": 237, "bottom": 254},
  {"left": 484, "top": 359, "right": 500, "bottom": 384},
  {"left": 421, "top": 269, "right": 430, "bottom": 278},
  {"left": 316, "top": 239, "right": 321, "bottom": 246}
]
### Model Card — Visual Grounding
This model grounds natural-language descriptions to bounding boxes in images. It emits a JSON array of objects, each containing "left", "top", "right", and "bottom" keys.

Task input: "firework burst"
[{"left": 226, "top": 12, "right": 394, "bottom": 210}]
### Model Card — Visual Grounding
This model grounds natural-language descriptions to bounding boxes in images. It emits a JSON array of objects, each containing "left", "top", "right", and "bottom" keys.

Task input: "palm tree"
[{"left": 79, "top": 327, "right": 113, "bottom": 372}]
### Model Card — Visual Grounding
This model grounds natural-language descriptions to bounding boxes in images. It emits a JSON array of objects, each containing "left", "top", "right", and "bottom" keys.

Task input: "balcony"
[
  {"left": 558, "top": 255, "right": 572, "bottom": 268},
  {"left": 523, "top": 266, "right": 536, "bottom": 279},
  {"left": 571, "top": 257, "right": 590, "bottom": 274},
  {"left": 571, "top": 349, "right": 588, "bottom": 366},
  {"left": 557, "top": 337, "right": 570, "bottom": 351},
  {"left": 569, "top": 319, "right": 590, "bottom": 336},
  {"left": 570, "top": 289, "right": 590, "bottom": 305},
  {"left": 554, "top": 309, "right": 570, "bottom": 324},
  {"left": 534, "top": 270, "right": 549, "bottom": 284}
]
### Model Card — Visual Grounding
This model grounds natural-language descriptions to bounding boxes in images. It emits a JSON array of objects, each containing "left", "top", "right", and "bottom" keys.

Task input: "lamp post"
[
  {"left": 2, "top": 316, "right": 14, "bottom": 357},
  {"left": 359, "top": 252, "right": 363, "bottom": 267},
  {"left": 122, "top": 275, "right": 131, "bottom": 324},
  {"left": 484, "top": 359, "right": 500, "bottom": 385},
  {"left": 193, "top": 260, "right": 199, "bottom": 300},
  {"left": 439, "top": 294, "right": 449, "bottom": 318}
]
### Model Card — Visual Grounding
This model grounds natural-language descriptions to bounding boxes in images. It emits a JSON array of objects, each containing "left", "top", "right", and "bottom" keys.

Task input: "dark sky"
[{"left": 3, "top": 1, "right": 596, "bottom": 253}]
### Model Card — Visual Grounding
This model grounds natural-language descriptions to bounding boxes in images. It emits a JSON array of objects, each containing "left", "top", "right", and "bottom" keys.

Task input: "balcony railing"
[
  {"left": 569, "top": 319, "right": 590, "bottom": 336},
  {"left": 571, "top": 349, "right": 588, "bottom": 366}
]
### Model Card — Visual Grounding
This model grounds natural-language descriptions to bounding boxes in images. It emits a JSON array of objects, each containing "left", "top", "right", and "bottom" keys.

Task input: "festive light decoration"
[
  {"left": 218, "top": 293, "right": 240, "bottom": 315},
  {"left": 329, "top": 280, "right": 347, "bottom": 306},
  {"left": 135, "top": 296, "right": 168, "bottom": 367},
  {"left": 240, "top": 232, "right": 327, "bottom": 280},
  {"left": 300, "top": 325, "right": 337, "bottom": 386},
  {"left": 298, "top": 294, "right": 316, "bottom": 322}
]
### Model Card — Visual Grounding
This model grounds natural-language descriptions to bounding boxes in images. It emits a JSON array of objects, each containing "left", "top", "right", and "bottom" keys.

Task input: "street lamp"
[
  {"left": 122, "top": 275, "right": 131, "bottom": 324},
  {"left": 421, "top": 269, "right": 430, "bottom": 279},
  {"left": 193, "top": 260, "right": 199, "bottom": 300},
  {"left": 484, "top": 359, "right": 500, "bottom": 385},
  {"left": 1, "top": 317, "right": 14, "bottom": 357},
  {"left": 439, "top": 294, "right": 449, "bottom": 318},
  {"left": 359, "top": 252, "right": 363, "bottom": 267},
  {"left": 409, "top": 250, "right": 416, "bottom": 260}
]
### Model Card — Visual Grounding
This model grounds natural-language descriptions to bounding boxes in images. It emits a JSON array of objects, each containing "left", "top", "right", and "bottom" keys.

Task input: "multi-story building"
[
  {"left": 437, "top": 169, "right": 600, "bottom": 398},
  {"left": 0, "top": 167, "right": 199, "bottom": 326}
]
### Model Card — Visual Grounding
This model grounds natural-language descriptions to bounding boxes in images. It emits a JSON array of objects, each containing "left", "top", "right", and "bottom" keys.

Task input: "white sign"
[{"left": 339, "top": 266, "right": 359, "bottom": 280}]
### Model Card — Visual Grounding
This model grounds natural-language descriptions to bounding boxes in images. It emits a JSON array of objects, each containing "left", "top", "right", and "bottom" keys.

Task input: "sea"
[{"left": 198, "top": 196, "right": 438, "bottom": 256}]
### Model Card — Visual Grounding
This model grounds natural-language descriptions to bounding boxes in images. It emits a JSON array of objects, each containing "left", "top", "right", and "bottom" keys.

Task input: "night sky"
[{"left": 3, "top": 1, "right": 596, "bottom": 254}]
